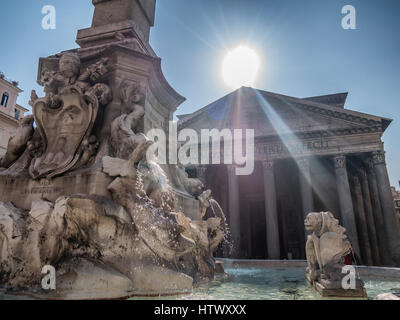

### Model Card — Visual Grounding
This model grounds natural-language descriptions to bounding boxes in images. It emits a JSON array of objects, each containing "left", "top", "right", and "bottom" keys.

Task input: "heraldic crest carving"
[{"left": 28, "top": 52, "right": 111, "bottom": 179}]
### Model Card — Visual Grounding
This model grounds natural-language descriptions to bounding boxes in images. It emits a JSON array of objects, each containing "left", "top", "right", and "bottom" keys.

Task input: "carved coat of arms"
[
  {"left": 29, "top": 86, "right": 99, "bottom": 179},
  {"left": 26, "top": 52, "right": 112, "bottom": 179}
]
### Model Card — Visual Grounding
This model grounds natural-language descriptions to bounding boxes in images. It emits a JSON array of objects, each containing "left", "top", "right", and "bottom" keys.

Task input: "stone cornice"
[
  {"left": 15, "top": 104, "right": 29, "bottom": 112},
  {"left": 90, "top": 45, "right": 186, "bottom": 110},
  {"left": 301, "top": 92, "right": 348, "bottom": 108},
  {"left": 0, "top": 111, "right": 19, "bottom": 126},
  {"left": 257, "top": 89, "right": 388, "bottom": 128},
  {"left": 0, "top": 77, "right": 23, "bottom": 93},
  {"left": 290, "top": 100, "right": 384, "bottom": 129},
  {"left": 37, "top": 44, "right": 186, "bottom": 113}
]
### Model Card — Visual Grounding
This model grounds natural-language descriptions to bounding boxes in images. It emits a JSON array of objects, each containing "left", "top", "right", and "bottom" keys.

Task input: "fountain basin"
[
  {"left": 1, "top": 259, "right": 399, "bottom": 300},
  {"left": 159, "top": 259, "right": 400, "bottom": 300}
]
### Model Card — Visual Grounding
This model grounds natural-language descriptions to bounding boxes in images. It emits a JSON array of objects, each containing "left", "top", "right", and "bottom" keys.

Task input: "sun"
[{"left": 222, "top": 45, "right": 261, "bottom": 89}]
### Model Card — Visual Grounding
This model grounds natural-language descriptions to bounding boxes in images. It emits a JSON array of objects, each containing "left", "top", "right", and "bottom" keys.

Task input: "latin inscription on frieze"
[{"left": 256, "top": 139, "right": 330, "bottom": 156}]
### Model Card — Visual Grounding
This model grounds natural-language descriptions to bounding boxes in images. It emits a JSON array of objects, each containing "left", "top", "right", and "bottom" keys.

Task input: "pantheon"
[{"left": 178, "top": 87, "right": 400, "bottom": 266}]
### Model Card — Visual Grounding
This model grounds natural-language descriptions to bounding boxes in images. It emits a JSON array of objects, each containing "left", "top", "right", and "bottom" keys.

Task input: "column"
[
  {"left": 372, "top": 151, "right": 400, "bottom": 265},
  {"left": 244, "top": 202, "right": 252, "bottom": 258},
  {"left": 227, "top": 165, "right": 241, "bottom": 258},
  {"left": 351, "top": 174, "right": 374, "bottom": 266},
  {"left": 298, "top": 157, "right": 314, "bottom": 218},
  {"left": 333, "top": 155, "right": 361, "bottom": 260},
  {"left": 262, "top": 160, "right": 280, "bottom": 259},
  {"left": 298, "top": 157, "right": 313, "bottom": 259},
  {"left": 365, "top": 158, "right": 393, "bottom": 265},
  {"left": 357, "top": 166, "right": 381, "bottom": 265}
]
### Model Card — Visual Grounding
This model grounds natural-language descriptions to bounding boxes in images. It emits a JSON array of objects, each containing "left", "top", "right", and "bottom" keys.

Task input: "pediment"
[{"left": 179, "top": 88, "right": 389, "bottom": 139}]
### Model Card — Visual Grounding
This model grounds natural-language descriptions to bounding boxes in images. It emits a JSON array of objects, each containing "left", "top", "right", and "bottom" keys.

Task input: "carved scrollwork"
[
  {"left": 297, "top": 157, "right": 310, "bottom": 171},
  {"left": 372, "top": 150, "right": 386, "bottom": 165},
  {"left": 262, "top": 160, "right": 274, "bottom": 170},
  {"left": 27, "top": 53, "right": 111, "bottom": 179},
  {"left": 333, "top": 155, "right": 346, "bottom": 169},
  {"left": 86, "top": 83, "right": 112, "bottom": 106}
]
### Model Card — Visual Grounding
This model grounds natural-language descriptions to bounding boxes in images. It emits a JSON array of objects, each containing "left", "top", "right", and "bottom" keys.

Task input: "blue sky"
[{"left": 0, "top": 0, "right": 399, "bottom": 185}]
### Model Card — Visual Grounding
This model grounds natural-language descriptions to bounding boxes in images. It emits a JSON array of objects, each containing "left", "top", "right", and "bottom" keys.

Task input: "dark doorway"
[{"left": 275, "top": 159, "right": 305, "bottom": 259}]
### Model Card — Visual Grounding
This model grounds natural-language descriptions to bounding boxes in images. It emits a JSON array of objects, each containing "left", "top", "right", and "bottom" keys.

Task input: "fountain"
[
  {"left": 1, "top": 0, "right": 400, "bottom": 302},
  {"left": 0, "top": 0, "right": 226, "bottom": 299}
]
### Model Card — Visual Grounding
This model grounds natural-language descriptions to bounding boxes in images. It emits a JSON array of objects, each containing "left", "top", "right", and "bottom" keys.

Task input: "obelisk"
[{"left": 77, "top": 0, "right": 156, "bottom": 48}]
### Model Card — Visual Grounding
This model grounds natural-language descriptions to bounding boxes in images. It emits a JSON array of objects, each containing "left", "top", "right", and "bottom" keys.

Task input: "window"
[
  {"left": 396, "top": 200, "right": 400, "bottom": 208},
  {"left": 1, "top": 92, "right": 9, "bottom": 107},
  {"left": 14, "top": 108, "right": 20, "bottom": 120}
]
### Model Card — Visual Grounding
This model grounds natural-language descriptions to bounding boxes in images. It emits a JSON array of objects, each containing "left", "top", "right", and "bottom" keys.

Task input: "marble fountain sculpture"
[
  {"left": 304, "top": 212, "right": 367, "bottom": 298},
  {"left": 0, "top": 0, "right": 226, "bottom": 299}
]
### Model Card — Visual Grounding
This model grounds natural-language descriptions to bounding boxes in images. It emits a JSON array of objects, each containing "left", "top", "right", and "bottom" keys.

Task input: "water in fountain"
[{"left": 209, "top": 198, "right": 233, "bottom": 256}]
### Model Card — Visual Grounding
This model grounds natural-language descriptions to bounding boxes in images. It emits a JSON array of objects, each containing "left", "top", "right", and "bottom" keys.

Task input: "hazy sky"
[{"left": 0, "top": 0, "right": 399, "bottom": 185}]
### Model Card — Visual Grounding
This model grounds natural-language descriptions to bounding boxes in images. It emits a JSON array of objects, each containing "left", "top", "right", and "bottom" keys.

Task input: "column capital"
[
  {"left": 297, "top": 157, "right": 310, "bottom": 171},
  {"left": 226, "top": 164, "right": 237, "bottom": 175},
  {"left": 333, "top": 154, "right": 346, "bottom": 169},
  {"left": 262, "top": 160, "right": 274, "bottom": 170},
  {"left": 372, "top": 150, "right": 386, "bottom": 165}
]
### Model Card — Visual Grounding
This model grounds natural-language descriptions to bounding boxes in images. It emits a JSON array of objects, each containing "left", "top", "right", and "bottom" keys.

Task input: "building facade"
[
  {"left": 0, "top": 74, "right": 28, "bottom": 156},
  {"left": 178, "top": 87, "right": 400, "bottom": 267}
]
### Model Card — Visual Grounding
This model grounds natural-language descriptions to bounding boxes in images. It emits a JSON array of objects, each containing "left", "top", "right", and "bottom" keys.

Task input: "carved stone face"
[
  {"left": 304, "top": 212, "right": 321, "bottom": 231},
  {"left": 59, "top": 54, "right": 80, "bottom": 78}
]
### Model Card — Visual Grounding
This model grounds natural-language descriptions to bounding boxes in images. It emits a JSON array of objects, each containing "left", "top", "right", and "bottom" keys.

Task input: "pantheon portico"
[{"left": 178, "top": 87, "right": 400, "bottom": 266}]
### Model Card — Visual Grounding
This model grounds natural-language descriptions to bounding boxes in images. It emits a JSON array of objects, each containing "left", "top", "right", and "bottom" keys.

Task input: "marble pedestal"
[{"left": 306, "top": 273, "right": 368, "bottom": 298}]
